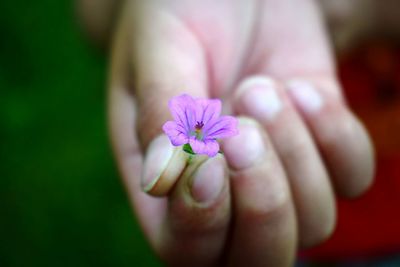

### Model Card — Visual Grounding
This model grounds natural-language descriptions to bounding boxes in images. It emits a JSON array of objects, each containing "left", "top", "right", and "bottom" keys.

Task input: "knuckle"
[
  {"left": 233, "top": 153, "right": 292, "bottom": 225},
  {"left": 279, "top": 133, "right": 314, "bottom": 165},
  {"left": 239, "top": 186, "right": 291, "bottom": 224}
]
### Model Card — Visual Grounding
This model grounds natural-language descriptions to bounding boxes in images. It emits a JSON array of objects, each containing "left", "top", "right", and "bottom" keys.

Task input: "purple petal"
[
  {"left": 168, "top": 94, "right": 196, "bottom": 133},
  {"left": 205, "top": 116, "right": 239, "bottom": 139},
  {"left": 189, "top": 138, "right": 220, "bottom": 157},
  {"left": 194, "top": 98, "right": 222, "bottom": 126},
  {"left": 162, "top": 121, "right": 189, "bottom": 146}
]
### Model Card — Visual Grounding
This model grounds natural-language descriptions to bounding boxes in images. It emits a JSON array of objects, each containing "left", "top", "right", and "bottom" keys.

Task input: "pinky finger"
[{"left": 286, "top": 79, "right": 375, "bottom": 197}]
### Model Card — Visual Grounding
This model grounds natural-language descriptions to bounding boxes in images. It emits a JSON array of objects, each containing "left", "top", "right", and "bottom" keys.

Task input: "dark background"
[
  {"left": 2, "top": 1, "right": 400, "bottom": 267},
  {"left": 0, "top": 1, "right": 162, "bottom": 266}
]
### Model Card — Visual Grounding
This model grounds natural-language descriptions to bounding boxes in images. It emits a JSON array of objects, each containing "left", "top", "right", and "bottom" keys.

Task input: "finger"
[
  {"left": 111, "top": 9, "right": 232, "bottom": 265},
  {"left": 111, "top": 92, "right": 231, "bottom": 267},
  {"left": 126, "top": 3, "right": 232, "bottom": 265},
  {"left": 286, "top": 79, "right": 375, "bottom": 197},
  {"left": 128, "top": 3, "right": 210, "bottom": 196},
  {"left": 253, "top": 0, "right": 374, "bottom": 197},
  {"left": 108, "top": 17, "right": 166, "bottom": 247},
  {"left": 141, "top": 136, "right": 189, "bottom": 196},
  {"left": 234, "top": 76, "right": 336, "bottom": 248},
  {"left": 221, "top": 118, "right": 297, "bottom": 267},
  {"left": 157, "top": 153, "right": 231, "bottom": 266}
]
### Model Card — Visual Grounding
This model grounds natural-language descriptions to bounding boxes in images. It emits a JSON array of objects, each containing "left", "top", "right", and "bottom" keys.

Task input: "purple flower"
[{"left": 162, "top": 94, "right": 238, "bottom": 157}]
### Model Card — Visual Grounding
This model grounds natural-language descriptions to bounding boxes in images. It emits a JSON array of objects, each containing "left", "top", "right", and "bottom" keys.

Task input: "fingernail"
[
  {"left": 237, "top": 76, "right": 282, "bottom": 122},
  {"left": 142, "top": 135, "right": 173, "bottom": 190},
  {"left": 222, "top": 119, "right": 265, "bottom": 170},
  {"left": 191, "top": 155, "right": 225, "bottom": 203},
  {"left": 287, "top": 80, "right": 323, "bottom": 113}
]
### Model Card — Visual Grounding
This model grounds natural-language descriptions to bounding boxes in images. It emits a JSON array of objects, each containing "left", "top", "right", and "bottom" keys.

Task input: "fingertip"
[
  {"left": 142, "top": 135, "right": 189, "bottom": 196},
  {"left": 286, "top": 79, "right": 324, "bottom": 114},
  {"left": 338, "top": 114, "right": 376, "bottom": 198},
  {"left": 234, "top": 76, "right": 284, "bottom": 124},
  {"left": 285, "top": 78, "right": 375, "bottom": 199},
  {"left": 221, "top": 118, "right": 266, "bottom": 171}
]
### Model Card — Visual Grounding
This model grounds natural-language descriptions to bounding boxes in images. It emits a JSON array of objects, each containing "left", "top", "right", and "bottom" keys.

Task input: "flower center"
[
  {"left": 195, "top": 121, "right": 204, "bottom": 131},
  {"left": 193, "top": 121, "right": 204, "bottom": 140}
]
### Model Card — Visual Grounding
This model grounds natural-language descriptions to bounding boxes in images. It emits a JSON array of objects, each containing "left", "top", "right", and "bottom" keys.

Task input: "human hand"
[{"left": 108, "top": 0, "right": 374, "bottom": 266}]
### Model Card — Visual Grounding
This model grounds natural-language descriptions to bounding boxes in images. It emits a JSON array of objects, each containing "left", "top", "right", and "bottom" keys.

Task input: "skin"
[{"left": 80, "top": 0, "right": 376, "bottom": 266}]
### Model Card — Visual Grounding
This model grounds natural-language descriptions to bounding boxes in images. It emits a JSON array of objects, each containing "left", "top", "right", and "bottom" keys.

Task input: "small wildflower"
[{"left": 162, "top": 94, "right": 238, "bottom": 157}]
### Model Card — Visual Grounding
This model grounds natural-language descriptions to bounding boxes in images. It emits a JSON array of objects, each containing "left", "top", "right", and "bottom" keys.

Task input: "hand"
[{"left": 108, "top": 0, "right": 374, "bottom": 266}]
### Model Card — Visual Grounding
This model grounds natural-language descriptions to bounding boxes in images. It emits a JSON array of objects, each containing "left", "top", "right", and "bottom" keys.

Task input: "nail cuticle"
[{"left": 223, "top": 123, "right": 266, "bottom": 171}]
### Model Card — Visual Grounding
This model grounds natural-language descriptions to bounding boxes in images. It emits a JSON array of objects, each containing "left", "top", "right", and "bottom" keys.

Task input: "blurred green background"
[{"left": 0, "top": 1, "right": 161, "bottom": 266}]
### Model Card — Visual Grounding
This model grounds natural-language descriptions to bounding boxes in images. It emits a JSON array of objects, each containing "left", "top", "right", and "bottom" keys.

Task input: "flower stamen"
[
  {"left": 195, "top": 121, "right": 204, "bottom": 130},
  {"left": 194, "top": 121, "right": 204, "bottom": 140}
]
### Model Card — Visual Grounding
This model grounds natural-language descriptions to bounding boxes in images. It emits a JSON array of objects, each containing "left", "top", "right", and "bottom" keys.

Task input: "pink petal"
[
  {"left": 189, "top": 138, "right": 220, "bottom": 157},
  {"left": 168, "top": 94, "right": 196, "bottom": 133},
  {"left": 194, "top": 98, "right": 222, "bottom": 125},
  {"left": 205, "top": 116, "right": 239, "bottom": 139},
  {"left": 162, "top": 121, "right": 189, "bottom": 146}
]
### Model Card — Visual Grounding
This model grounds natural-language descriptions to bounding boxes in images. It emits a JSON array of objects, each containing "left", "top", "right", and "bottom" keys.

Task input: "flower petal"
[
  {"left": 189, "top": 138, "right": 220, "bottom": 157},
  {"left": 168, "top": 94, "right": 196, "bottom": 133},
  {"left": 162, "top": 121, "right": 189, "bottom": 146},
  {"left": 194, "top": 98, "right": 221, "bottom": 126},
  {"left": 205, "top": 116, "right": 239, "bottom": 139}
]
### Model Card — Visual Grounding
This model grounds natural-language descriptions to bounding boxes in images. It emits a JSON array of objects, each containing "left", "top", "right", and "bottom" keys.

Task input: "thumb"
[
  {"left": 132, "top": 5, "right": 208, "bottom": 149},
  {"left": 129, "top": 4, "right": 209, "bottom": 192},
  {"left": 129, "top": 6, "right": 233, "bottom": 264}
]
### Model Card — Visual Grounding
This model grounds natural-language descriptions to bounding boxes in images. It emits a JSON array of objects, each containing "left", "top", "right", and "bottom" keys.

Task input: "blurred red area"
[{"left": 304, "top": 39, "right": 400, "bottom": 259}]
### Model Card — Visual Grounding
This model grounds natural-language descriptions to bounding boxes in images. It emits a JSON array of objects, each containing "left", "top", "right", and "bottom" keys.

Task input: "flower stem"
[{"left": 183, "top": 143, "right": 195, "bottom": 155}]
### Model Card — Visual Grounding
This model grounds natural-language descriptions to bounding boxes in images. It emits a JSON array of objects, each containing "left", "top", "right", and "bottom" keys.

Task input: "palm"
[{"left": 172, "top": 1, "right": 332, "bottom": 90}]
